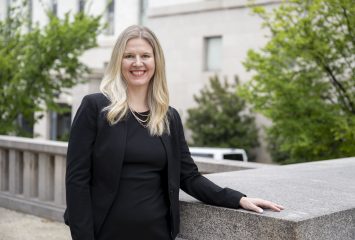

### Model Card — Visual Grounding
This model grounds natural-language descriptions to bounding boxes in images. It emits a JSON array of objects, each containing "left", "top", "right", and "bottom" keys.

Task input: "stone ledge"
[
  {"left": 1, "top": 154, "right": 354, "bottom": 239},
  {"left": 178, "top": 157, "right": 355, "bottom": 240},
  {"left": 0, "top": 192, "right": 65, "bottom": 222},
  {"left": 194, "top": 157, "right": 274, "bottom": 174},
  {"left": 0, "top": 136, "right": 67, "bottom": 155}
]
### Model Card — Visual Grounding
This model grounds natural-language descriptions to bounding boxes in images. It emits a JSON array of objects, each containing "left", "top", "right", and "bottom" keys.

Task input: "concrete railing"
[
  {"left": 0, "top": 135, "right": 263, "bottom": 222},
  {"left": 1, "top": 135, "right": 354, "bottom": 240},
  {"left": 0, "top": 135, "right": 67, "bottom": 220}
]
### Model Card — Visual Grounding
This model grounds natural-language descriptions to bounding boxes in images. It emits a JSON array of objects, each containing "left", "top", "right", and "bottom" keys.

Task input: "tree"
[
  {"left": 241, "top": 0, "right": 355, "bottom": 164},
  {"left": 186, "top": 76, "right": 259, "bottom": 160},
  {"left": 0, "top": 1, "right": 103, "bottom": 136}
]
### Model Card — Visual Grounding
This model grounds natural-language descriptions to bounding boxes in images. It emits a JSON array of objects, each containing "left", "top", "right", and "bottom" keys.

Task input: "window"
[
  {"left": 78, "top": 0, "right": 85, "bottom": 13},
  {"left": 204, "top": 36, "right": 222, "bottom": 71},
  {"left": 139, "top": 0, "right": 148, "bottom": 26},
  {"left": 49, "top": 104, "right": 72, "bottom": 141},
  {"left": 51, "top": 0, "right": 58, "bottom": 16},
  {"left": 17, "top": 113, "right": 34, "bottom": 137},
  {"left": 105, "top": 0, "right": 115, "bottom": 35},
  {"left": 27, "top": 0, "right": 33, "bottom": 30},
  {"left": 5, "top": 0, "right": 11, "bottom": 18}
]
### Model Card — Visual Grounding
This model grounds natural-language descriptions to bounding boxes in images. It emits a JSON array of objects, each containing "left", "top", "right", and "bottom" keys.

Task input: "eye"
[
  {"left": 124, "top": 54, "right": 134, "bottom": 59},
  {"left": 142, "top": 54, "right": 151, "bottom": 59}
]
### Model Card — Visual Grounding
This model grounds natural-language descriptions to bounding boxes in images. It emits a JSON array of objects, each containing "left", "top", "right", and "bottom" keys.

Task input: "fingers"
[
  {"left": 249, "top": 202, "right": 264, "bottom": 214},
  {"left": 240, "top": 197, "right": 285, "bottom": 214},
  {"left": 240, "top": 197, "right": 264, "bottom": 214},
  {"left": 275, "top": 203, "right": 285, "bottom": 210},
  {"left": 278, "top": 204, "right": 285, "bottom": 210},
  {"left": 268, "top": 204, "right": 282, "bottom": 212},
  {"left": 256, "top": 199, "right": 285, "bottom": 212}
]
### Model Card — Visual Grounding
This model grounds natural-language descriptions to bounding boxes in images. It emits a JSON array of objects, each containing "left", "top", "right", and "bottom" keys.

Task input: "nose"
[{"left": 133, "top": 56, "right": 143, "bottom": 66}]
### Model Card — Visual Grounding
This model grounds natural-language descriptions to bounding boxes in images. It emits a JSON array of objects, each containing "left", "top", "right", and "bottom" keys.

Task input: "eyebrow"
[{"left": 123, "top": 51, "right": 153, "bottom": 55}]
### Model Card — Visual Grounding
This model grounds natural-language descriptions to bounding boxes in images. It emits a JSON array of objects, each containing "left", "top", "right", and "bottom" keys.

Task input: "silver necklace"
[
  {"left": 133, "top": 111, "right": 150, "bottom": 117},
  {"left": 129, "top": 107, "right": 150, "bottom": 128}
]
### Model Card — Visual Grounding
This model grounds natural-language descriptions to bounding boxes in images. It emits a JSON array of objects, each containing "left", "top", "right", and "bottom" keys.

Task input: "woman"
[{"left": 64, "top": 25, "right": 284, "bottom": 240}]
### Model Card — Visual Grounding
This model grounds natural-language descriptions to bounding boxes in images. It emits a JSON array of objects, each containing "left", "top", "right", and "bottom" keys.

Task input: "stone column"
[
  {"left": 54, "top": 155, "right": 66, "bottom": 205},
  {"left": 0, "top": 148, "right": 9, "bottom": 191},
  {"left": 38, "top": 153, "right": 54, "bottom": 201},
  {"left": 23, "top": 151, "right": 38, "bottom": 198},
  {"left": 9, "top": 149, "right": 23, "bottom": 194}
]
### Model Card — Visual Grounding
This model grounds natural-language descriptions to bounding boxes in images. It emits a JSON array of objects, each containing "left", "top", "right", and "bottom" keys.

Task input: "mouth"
[{"left": 130, "top": 70, "right": 146, "bottom": 77}]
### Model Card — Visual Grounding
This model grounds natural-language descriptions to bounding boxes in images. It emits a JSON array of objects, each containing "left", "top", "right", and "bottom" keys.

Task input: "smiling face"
[{"left": 121, "top": 38, "right": 155, "bottom": 90}]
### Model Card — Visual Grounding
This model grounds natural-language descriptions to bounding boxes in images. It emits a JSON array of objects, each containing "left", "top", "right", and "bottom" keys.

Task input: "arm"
[
  {"left": 174, "top": 109, "right": 285, "bottom": 213},
  {"left": 65, "top": 96, "right": 97, "bottom": 240},
  {"left": 174, "top": 109, "right": 245, "bottom": 209}
]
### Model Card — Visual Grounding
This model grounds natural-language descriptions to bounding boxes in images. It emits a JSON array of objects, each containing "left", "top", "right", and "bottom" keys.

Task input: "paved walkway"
[
  {"left": 0, "top": 207, "right": 71, "bottom": 240},
  {"left": 0, "top": 207, "right": 187, "bottom": 240}
]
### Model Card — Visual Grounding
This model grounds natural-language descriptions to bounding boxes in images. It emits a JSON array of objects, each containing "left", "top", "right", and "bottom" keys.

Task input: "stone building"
[{"left": 0, "top": 0, "right": 282, "bottom": 162}]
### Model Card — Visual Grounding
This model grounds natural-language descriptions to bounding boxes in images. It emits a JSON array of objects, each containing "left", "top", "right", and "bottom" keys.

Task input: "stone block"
[
  {"left": 194, "top": 157, "right": 273, "bottom": 174},
  {"left": 0, "top": 192, "right": 65, "bottom": 222},
  {"left": 178, "top": 157, "right": 355, "bottom": 240}
]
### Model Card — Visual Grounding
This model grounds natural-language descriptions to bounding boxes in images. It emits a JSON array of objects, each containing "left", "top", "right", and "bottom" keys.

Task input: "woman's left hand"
[{"left": 239, "top": 197, "right": 284, "bottom": 214}]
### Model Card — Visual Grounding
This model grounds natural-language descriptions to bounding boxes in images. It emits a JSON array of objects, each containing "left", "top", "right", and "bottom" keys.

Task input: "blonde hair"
[{"left": 100, "top": 25, "right": 170, "bottom": 136}]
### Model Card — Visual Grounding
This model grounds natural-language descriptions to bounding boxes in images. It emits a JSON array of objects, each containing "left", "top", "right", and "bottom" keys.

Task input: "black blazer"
[{"left": 64, "top": 93, "right": 245, "bottom": 240}]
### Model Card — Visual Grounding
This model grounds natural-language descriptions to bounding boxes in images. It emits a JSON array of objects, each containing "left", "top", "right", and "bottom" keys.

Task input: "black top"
[{"left": 97, "top": 111, "right": 171, "bottom": 240}]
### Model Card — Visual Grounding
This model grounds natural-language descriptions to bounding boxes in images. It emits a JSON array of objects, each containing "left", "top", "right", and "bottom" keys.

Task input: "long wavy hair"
[{"left": 100, "top": 25, "right": 170, "bottom": 136}]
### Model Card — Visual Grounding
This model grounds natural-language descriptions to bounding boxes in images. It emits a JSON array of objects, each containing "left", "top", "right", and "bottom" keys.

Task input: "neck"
[{"left": 127, "top": 86, "right": 149, "bottom": 112}]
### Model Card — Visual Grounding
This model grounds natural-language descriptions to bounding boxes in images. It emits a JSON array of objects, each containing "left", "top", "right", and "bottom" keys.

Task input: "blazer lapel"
[
  {"left": 160, "top": 133, "right": 174, "bottom": 182},
  {"left": 94, "top": 119, "right": 128, "bottom": 234},
  {"left": 109, "top": 119, "right": 128, "bottom": 190}
]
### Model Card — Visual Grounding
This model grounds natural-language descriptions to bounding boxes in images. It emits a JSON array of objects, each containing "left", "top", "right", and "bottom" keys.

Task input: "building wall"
[
  {"left": 146, "top": 0, "right": 279, "bottom": 113},
  {"left": 0, "top": 0, "right": 6, "bottom": 20},
  {"left": 147, "top": 0, "right": 280, "bottom": 162},
  {"left": 79, "top": 0, "right": 141, "bottom": 69},
  {"left": 149, "top": 0, "right": 202, "bottom": 8}
]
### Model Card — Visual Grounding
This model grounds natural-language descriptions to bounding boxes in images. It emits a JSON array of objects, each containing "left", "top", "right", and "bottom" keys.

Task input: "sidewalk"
[{"left": 0, "top": 207, "right": 71, "bottom": 240}]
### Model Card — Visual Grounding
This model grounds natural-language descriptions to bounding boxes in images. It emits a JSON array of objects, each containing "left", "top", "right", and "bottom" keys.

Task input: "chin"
[{"left": 128, "top": 79, "right": 150, "bottom": 88}]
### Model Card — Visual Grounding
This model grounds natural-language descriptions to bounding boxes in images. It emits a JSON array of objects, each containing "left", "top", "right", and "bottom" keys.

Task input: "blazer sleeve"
[
  {"left": 65, "top": 95, "right": 97, "bottom": 240},
  {"left": 173, "top": 109, "right": 246, "bottom": 209}
]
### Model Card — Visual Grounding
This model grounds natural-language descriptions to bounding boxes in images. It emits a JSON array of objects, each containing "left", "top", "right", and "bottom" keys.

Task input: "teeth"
[{"left": 131, "top": 71, "right": 145, "bottom": 76}]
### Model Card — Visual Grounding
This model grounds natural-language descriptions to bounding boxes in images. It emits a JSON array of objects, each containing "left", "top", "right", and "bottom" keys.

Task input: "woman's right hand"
[{"left": 239, "top": 197, "right": 284, "bottom": 213}]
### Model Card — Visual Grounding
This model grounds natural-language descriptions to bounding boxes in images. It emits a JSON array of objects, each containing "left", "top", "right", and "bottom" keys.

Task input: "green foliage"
[
  {"left": 0, "top": 1, "right": 103, "bottom": 136},
  {"left": 186, "top": 76, "right": 259, "bottom": 160},
  {"left": 241, "top": 0, "right": 355, "bottom": 164}
]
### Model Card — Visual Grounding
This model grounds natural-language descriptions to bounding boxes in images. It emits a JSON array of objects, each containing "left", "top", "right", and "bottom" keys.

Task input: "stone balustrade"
[
  {"left": 0, "top": 135, "right": 67, "bottom": 220},
  {"left": 1, "top": 135, "right": 354, "bottom": 240},
  {"left": 0, "top": 135, "right": 263, "bottom": 222}
]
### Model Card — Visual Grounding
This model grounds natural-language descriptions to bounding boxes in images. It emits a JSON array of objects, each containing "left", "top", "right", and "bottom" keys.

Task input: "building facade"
[{"left": 1, "top": 0, "right": 281, "bottom": 162}]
